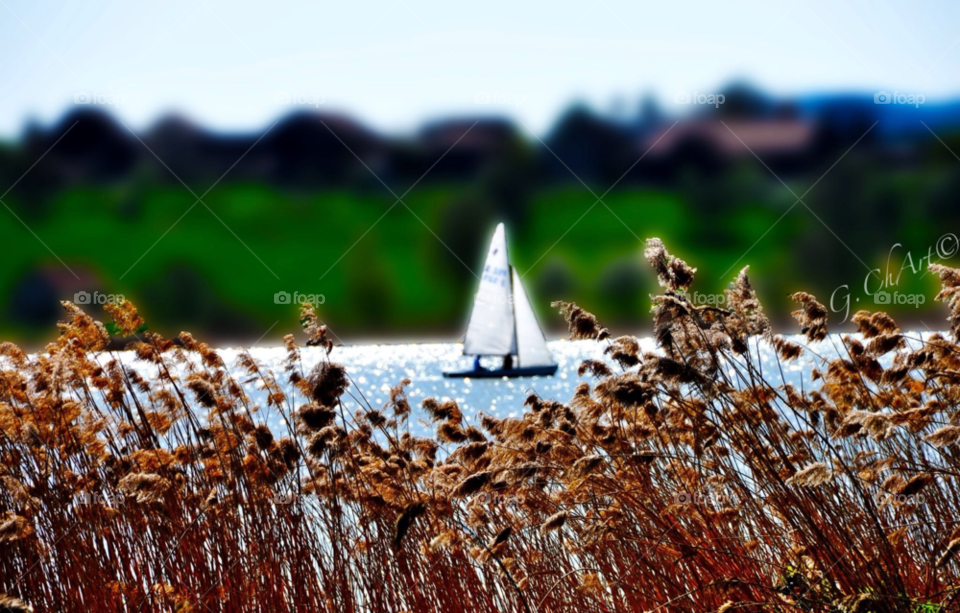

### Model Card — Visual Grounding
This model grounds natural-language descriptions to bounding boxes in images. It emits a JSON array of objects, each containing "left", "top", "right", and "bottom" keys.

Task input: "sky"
[{"left": 1, "top": 0, "right": 958, "bottom": 138}]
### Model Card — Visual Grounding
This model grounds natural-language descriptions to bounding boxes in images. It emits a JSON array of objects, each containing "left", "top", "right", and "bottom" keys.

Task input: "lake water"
[
  {"left": 104, "top": 332, "right": 935, "bottom": 439},
  {"left": 226, "top": 340, "right": 626, "bottom": 435}
]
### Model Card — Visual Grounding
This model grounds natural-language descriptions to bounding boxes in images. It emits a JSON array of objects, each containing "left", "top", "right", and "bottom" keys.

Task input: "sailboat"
[{"left": 444, "top": 223, "right": 559, "bottom": 378}]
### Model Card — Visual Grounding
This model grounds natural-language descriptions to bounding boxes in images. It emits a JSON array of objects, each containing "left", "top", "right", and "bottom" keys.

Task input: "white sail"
[
  {"left": 463, "top": 223, "right": 516, "bottom": 356},
  {"left": 511, "top": 267, "right": 555, "bottom": 367}
]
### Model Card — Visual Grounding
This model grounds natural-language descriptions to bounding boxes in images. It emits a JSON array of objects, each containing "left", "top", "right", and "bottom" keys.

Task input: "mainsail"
[
  {"left": 463, "top": 223, "right": 554, "bottom": 367},
  {"left": 463, "top": 223, "right": 515, "bottom": 356}
]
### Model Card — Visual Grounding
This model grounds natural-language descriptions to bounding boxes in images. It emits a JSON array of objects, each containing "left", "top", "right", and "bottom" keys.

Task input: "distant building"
[{"left": 641, "top": 119, "right": 817, "bottom": 176}]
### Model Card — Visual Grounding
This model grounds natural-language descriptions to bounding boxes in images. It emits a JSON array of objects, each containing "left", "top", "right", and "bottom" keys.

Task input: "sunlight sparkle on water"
[{"left": 103, "top": 334, "right": 935, "bottom": 439}]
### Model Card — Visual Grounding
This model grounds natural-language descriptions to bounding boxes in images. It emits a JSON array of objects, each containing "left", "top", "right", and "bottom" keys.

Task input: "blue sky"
[{"left": 1, "top": 0, "right": 958, "bottom": 137}]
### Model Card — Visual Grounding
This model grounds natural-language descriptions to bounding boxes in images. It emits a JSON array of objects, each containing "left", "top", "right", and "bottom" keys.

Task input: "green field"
[{"left": 0, "top": 181, "right": 949, "bottom": 343}]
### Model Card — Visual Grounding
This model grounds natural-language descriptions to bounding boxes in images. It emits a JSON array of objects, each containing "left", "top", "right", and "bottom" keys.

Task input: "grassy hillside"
[{"left": 0, "top": 181, "right": 948, "bottom": 343}]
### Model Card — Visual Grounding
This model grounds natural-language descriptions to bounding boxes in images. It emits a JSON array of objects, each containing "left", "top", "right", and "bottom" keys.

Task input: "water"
[
  {"left": 107, "top": 332, "right": 936, "bottom": 439},
  {"left": 224, "top": 340, "right": 629, "bottom": 435}
]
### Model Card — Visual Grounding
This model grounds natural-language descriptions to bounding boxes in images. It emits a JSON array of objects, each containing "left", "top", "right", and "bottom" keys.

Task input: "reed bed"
[{"left": 2, "top": 239, "right": 960, "bottom": 612}]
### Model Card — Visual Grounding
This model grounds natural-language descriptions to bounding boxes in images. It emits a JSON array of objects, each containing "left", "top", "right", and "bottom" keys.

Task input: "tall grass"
[{"left": 2, "top": 239, "right": 960, "bottom": 612}]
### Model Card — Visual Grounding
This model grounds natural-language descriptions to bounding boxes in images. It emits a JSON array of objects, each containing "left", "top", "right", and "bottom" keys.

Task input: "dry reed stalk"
[{"left": 0, "top": 252, "right": 958, "bottom": 612}]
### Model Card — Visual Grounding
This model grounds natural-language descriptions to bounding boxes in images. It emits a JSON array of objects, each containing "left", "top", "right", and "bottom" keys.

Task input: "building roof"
[{"left": 642, "top": 119, "right": 816, "bottom": 158}]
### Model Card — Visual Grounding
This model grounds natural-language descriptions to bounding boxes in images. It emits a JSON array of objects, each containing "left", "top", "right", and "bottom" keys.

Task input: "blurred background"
[{"left": 2, "top": 0, "right": 959, "bottom": 346}]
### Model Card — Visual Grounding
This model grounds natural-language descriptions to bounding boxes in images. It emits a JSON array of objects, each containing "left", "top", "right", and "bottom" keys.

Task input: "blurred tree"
[
  {"left": 139, "top": 264, "right": 261, "bottom": 339},
  {"left": 534, "top": 256, "right": 578, "bottom": 309},
  {"left": 637, "top": 92, "right": 665, "bottom": 127},
  {"left": 346, "top": 245, "right": 395, "bottom": 329},
  {"left": 715, "top": 82, "right": 771, "bottom": 118},
  {"left": 439, "top": 196, "right": 495, "bottom": 277},
  {"left": 927, "top": 170, "right": 960, "bottom": 223},
  {"left": 597, "top": 256, "right": 647, "bottom": 323},
  {"left": 8, "top": 269, "right": 64, "bottom": 328},
  {"left": 544, "top": 104, "right": 634, "bottom": 186},
  {"left": 477, "top": 136, "right": 537, "bottom": 228}
]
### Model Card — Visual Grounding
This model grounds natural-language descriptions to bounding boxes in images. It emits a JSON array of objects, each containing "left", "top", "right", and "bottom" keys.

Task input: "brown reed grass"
[{"left": 2, "top": 240, "right": 960, "bottom": 612}]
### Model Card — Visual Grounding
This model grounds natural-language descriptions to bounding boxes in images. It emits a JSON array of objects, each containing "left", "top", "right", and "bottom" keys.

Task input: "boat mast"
[{"left": 509, "top": 265, "right": 518, "bottom": 362}]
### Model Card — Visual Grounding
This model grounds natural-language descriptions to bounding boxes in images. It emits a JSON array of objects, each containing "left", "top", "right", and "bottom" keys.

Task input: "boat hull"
[{"left": 443, "top": 364, "right": 559, "bottom": 378}]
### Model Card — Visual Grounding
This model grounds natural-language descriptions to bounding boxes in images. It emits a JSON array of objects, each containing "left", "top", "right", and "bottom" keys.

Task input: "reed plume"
[{"left": 1, "top": 247, "right": 959, "bottom": 612}]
